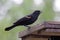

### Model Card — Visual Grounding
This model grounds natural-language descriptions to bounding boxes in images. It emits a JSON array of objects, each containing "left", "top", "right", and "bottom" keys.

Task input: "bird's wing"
[{"left": 13, "top": 15, "right": 32, "bottom": 24}]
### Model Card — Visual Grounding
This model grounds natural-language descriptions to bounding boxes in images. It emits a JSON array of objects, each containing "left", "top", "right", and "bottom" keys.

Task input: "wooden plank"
[
  {"left": 19, "top": 24, "right": 45, "bottom": 38},
  {"left": 19, "top": 21, "right": 60, "bottom": 38},
  {"left": 22, "top": 34, "right": 49, "bottom": 40},
  {"left": 33, "top": 32, "right": 60, "bottom": 36},
  {"left": 46, "top": 21, "right": 60, "bottom": 24}
]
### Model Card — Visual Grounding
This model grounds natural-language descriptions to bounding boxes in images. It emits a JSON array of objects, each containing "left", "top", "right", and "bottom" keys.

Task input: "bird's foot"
[
  {"left": 24, "top": 25, "right": 31, "bottom": 30},
  {"left": 28, "top": 27, "right": 31, "bottom": 30}
]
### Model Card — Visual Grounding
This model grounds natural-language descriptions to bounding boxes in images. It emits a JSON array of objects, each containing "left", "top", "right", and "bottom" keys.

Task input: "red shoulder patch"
[{"left": 26, "top": 16, "right": 31, "bottom": 18}]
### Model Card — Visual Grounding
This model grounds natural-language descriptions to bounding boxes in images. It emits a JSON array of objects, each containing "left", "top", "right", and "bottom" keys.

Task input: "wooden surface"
[
  {"left": 21, "top": 33, "right": 49, "bottom": 40},
  {"left": 19, "top": 24, "right": 45, "bottom": 38},
  {"left": 32, "top": 32, "right": 60, "bottom": 36},
  {"left": 23, "top": 37, "right": 48, "bottom": 40},
  {"left": 19, "top": 21, "right": 60, "bottom": 38}
]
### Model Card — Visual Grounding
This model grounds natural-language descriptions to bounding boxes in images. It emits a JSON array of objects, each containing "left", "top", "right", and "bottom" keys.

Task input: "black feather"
[{"left": 5, "top": 10, "right": 41, "bottom": 31}]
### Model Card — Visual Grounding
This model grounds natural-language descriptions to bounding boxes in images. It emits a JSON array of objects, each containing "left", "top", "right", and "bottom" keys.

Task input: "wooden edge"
[
  {"left": 19, "top": 24, "right": 45, "bottom": 38},
  {"left": 19, "top": 21, "right": 60, "bottom": 38},
  {"left": 47, "top": 21, "right": 60, "bottom": 24},
  {"left": 33, "top": 32, "right": 60, "bottom": 36}
]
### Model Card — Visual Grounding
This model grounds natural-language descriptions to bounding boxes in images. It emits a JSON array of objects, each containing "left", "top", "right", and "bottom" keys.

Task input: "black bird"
[{"left": 5, "top": 10, "right": 41, "bottom": 31}]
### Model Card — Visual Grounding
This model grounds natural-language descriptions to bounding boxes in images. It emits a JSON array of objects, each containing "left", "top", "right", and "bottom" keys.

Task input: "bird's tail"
[{"left": 5, "top": 24, "right": 16, "bottom": 31}]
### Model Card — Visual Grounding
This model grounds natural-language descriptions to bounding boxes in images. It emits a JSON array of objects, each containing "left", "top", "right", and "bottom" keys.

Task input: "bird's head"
[
  {"left": 33, "top": 10, "right": 41, "bottom": 15},
  {"left": 35, "top": 10, "right": 41, "bottom": 13}
]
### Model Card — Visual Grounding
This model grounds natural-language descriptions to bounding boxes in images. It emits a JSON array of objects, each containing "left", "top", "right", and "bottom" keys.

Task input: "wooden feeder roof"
[{"left": 19, "top": 21, "right": 60, "bottom": 38}]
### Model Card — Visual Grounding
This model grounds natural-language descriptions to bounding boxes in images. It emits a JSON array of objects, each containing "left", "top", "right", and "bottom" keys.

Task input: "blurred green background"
[{"left": 0, "top": 0, "right": 55, "bottom": 40}]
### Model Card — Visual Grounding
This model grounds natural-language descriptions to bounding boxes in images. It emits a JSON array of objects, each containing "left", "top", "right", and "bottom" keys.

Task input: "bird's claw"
[{"left": 28, "top": 27, "right": 31, "bottom": 29}]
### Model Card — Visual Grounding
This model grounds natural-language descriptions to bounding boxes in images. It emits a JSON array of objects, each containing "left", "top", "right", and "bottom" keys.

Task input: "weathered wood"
[
  {"left": 19, "top": 21, "right": 60, "bottom": 38},
  {"left": 19, "top": 24, "right": 45, "bottom": 38},
  {"left": 22, "top": 34, "right": 49, "bottom": 40},
  {"left": 32, "top": 32, "right": 60, "bottom": 36}
]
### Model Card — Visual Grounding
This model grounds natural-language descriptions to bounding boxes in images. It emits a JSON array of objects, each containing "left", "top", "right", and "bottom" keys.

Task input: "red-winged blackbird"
[{"left": 5, "top": 10, "right": 41, "bottom": 31}]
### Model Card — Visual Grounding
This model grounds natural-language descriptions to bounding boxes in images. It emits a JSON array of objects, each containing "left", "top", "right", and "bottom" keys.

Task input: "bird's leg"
[{"left": 24, "top": 25, "right": 31, "bottom": 30}]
